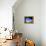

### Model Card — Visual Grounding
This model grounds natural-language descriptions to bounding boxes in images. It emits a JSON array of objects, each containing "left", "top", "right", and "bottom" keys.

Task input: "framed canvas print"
[{"left": 24, "top": 16, "right": 34, "bottom": 24}]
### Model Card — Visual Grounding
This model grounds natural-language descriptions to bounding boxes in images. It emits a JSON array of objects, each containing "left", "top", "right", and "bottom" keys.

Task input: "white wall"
[
  {"left": 0, "top": 0, "right": 46, "bottom": 46},
  {"left": 0, "top": 0, "right": 16, "bottom": 30},
  {"left": 41, "top": 0, "right": 46, "bottom": 46},
  {"left": 13, "top": 0, "right": 41, "bottom": 46},
  {"left": 13, "top": 0, "right": 46, "bottom": 46}
]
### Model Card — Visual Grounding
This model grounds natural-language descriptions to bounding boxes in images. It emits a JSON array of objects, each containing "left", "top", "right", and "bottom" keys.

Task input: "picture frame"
[{"left": 24, "top": 16, "right": 34, "bottom": 24}]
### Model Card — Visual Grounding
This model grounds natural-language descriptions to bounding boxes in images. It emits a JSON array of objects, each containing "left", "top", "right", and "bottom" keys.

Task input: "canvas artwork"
[{"left": 24, "top": 16, "right": 34, "bottom": 24}]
